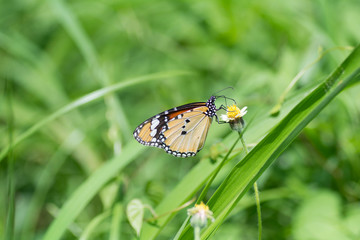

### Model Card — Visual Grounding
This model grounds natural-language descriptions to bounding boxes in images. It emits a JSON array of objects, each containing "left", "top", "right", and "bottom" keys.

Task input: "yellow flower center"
[
  {"left": 226, "top": 105, "right": 241, "bottom": 119},
  {"left": 195, "top": 202, "right": 209, "bottom": 211}
]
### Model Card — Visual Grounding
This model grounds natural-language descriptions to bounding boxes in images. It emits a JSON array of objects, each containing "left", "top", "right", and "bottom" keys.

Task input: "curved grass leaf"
[
  {"left": 42, "top": 141, "right": 145, "bottom": 240},
  {"left": 79, "top": 210, "right": 111, "bottom": 240},
  {"left": 0, "top": 71, "right": 191, "bottom": 163},
  {"left": 20, "top": 131, "right": 84, "bottom": 240},
  {"left": 177, "top": 45, "right": 360, "bottom": 239}
]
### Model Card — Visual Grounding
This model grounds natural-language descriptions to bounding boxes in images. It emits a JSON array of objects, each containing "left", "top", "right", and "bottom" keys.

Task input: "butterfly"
[{"left": 133, "top": 95, "right": 232, "bottom": 157}]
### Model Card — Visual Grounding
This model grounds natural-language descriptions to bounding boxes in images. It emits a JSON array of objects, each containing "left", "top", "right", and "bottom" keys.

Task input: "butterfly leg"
[
  {"left": 216, "top": 105, "right": 227, "bottom": 111},
  {"left": 214, "top": 114, "right": 227, "bottom": 124},
  {"left": 214, "top": 105, "right": 228, "bottom": 124}
]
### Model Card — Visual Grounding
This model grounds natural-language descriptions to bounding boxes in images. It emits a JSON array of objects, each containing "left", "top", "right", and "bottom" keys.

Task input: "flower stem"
[
  {"left": 194, "top": 226, "right": 201, "bottom": 240},
  {"left": 240, "top": 133, "right": 262, "bottom": 240},
  {"left": 253, "top": 182, "right": 262, "bottom": 240},
  {"left": 197, "top": 134, "right": 241, "bottom": 204}
]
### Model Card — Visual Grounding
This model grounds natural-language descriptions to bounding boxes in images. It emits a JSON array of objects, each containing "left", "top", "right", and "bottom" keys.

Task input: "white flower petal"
[
  {"left": 220, "top": 114, "right": 229, "bottom": 122},
  {"left": 240, "top": 106, "right": 248, "bottom": 116}
]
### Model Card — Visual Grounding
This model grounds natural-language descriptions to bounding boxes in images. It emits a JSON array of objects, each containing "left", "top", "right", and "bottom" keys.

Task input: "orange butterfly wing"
[{"left": 133, "top": 97, "right": 218, "bottom": 157}]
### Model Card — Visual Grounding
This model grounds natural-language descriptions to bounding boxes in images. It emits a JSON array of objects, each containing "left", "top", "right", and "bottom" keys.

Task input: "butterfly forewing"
[
  {"left": 134, "top": 103, "right": 205, "bottom": 141},
  {"left": 133, "top": 97, "right": 217, "bottom": 158}
]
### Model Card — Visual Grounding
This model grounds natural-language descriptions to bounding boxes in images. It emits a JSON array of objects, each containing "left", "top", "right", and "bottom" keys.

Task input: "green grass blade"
[
  {"left": 4, "top": 81, "right": 15, "bottom": 240},
  {"left": 139, "top": 150, "right": 242, "bottom": 239},
  {"left": 49, "top": 0, "right": 133, "bottom": 139},
  {"left": 49, "top": 0, "right": 99, "bottom": 73},
  {"left": 178, "top": 45, "right": 360, "bottom": 239},
  {"left": 79, "top": 210, "right": 111, "bottom": 240},
  {"left": 139, "top": 160, "right": 220, "bottom": 240},
  {"left": 42, "top": 140, "right": 145, "bottom": 240},
  {"left": 109, "top": 203, "right": 123, "bottom": 240},
  {"left": 20, "top": 131, "right": 84, "bottom": 240},
  {"left": 0, "top": 71, "right": 191, "bottom": 163}
]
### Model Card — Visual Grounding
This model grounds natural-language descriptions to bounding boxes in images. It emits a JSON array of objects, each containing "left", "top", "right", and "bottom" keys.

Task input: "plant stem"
[
  {"left": 194, "top": 227, "right": 201, "bottom": 240},
  {"left": 240, "top": 133, "right": 262, "bottom": 240},
  {"left": 197, "top": 134, "right": 241, "bottom": 204}
]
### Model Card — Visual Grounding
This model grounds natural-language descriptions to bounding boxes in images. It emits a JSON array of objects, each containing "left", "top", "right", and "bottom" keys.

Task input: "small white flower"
[
  {"left": 220, "top": 105, "right": 248, "bottom": 132},
  {"left": 220, "top": 105, "right": 247, "bottom": 122},
  {"left": 187, "top": 202, "right": 215, "bottom": 229}
]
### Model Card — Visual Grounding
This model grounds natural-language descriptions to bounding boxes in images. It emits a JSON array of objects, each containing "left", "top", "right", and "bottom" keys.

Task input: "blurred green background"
[{"left": 1, "top": 0, "right": 360, "bottom": 239}]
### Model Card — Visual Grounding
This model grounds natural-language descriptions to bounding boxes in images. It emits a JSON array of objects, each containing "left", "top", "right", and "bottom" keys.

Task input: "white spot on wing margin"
[{"left": 151, "top": 118, "right": 160, "bottom": 130}]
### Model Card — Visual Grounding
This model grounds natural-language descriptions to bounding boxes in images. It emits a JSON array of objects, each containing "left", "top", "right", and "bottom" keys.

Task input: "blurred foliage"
[{"left": 1, "top": 0, "right": 360, "bottom": 239}]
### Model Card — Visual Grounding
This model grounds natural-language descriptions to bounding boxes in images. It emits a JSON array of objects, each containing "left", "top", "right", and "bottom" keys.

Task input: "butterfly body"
[{"left": 133, "top": 96, "right": 218, "bottom": 157}]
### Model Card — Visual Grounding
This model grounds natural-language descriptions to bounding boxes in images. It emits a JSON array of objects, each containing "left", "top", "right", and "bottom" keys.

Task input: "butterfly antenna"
[
  {"left": 216, "top": 95, "right": 236, "bottom": 105},
  {"left": 212, "top": 86, "right": 234, "bottom": 96},
  {"left": 212, "top": 87, "right": 236, "bottom": 106}
]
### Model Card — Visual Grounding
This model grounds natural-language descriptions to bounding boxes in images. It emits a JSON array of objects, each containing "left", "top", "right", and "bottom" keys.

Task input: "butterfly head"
[{"left": 207, "top": 95, "right": 216, "bottom": 104}]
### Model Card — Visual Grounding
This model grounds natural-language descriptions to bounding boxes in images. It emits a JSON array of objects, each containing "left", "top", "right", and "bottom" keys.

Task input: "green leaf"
[{"left": 126, "top": 199, "right": 145, "bottom": 237}]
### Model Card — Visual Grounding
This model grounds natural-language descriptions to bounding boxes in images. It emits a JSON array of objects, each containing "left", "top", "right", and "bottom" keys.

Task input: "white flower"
[
  {"left": 220, "top": 105, "right": 247, "bottom": 122},
  {"left": 187, "top": 202, "right": 215, "bottom": 229},
  {"left": 220, "top": 105, "right": 248, "bottom": 132}
]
